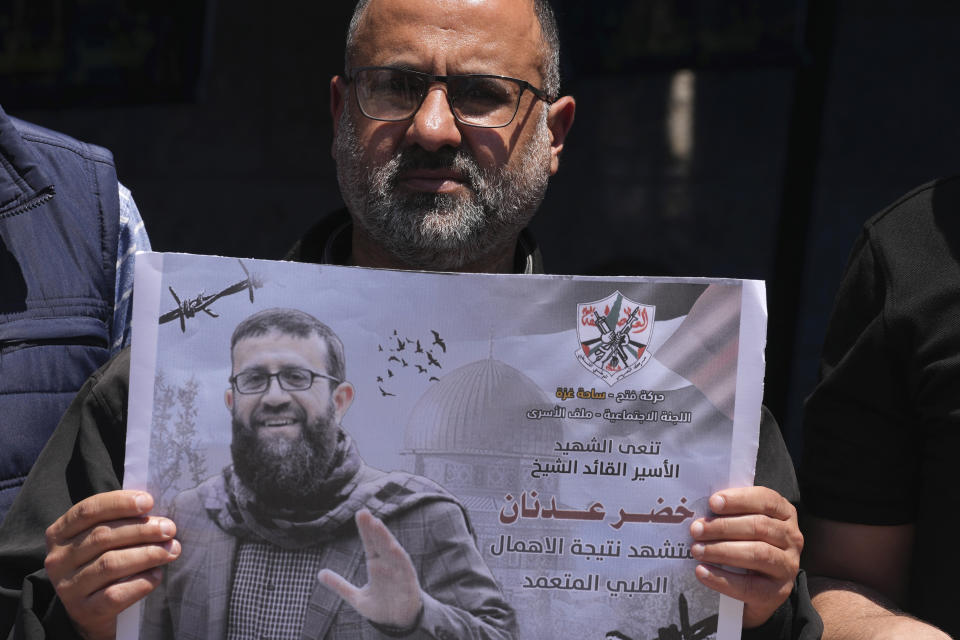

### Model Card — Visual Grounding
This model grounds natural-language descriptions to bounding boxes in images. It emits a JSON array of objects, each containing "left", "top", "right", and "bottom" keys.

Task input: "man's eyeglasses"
[
  {"left": 345, "top": 66, "right": 553, "bottom": 129},
  {"left": 230, "top": 368, "right": 341, "bottom": 394}
]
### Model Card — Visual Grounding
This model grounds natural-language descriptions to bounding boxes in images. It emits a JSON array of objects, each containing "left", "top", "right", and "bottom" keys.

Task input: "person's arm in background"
[
  {"left": 800, "top": 183, "right": 960, "bottom": 640},
  {"left": 803, "top": 518, "right": 949, "bottom": 640}
]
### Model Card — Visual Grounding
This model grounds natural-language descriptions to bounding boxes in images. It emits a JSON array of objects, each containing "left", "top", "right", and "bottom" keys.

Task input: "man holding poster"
[
  {"left": 0, "top": 0, "right": 817, "bottom": 638},
  {"left": 140, "top": 308, "right": 513, "bottom": 638}
]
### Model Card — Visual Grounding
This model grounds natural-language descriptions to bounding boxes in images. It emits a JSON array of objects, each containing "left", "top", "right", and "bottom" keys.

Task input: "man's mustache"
[
  {"left": 394, "top": 146, "right": 480, "bottom": 176},
  {"left": 243, "top": 406, "right": 307, "bottom": 430}
]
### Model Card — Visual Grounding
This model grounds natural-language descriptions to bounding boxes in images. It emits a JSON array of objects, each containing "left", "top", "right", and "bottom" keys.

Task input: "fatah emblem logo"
[{"left": 576, "top": 291, "right": 656, "bottom": 386}]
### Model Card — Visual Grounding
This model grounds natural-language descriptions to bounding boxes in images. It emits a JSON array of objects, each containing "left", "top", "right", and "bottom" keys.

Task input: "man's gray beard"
[
  {"left": 335, "top": 110, "right": 553, "bottom": 270},
  {"left": 230, "top": 403, "right": 339, "bottom": 511}
]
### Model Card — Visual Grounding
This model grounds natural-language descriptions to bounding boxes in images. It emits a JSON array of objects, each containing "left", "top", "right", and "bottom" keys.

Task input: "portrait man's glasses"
[
  {"left": 230, "top": 368, "right": 341, "bottom": 394},
  {"left": 346, "top": 66, "right": 553, "bottom": 129}
]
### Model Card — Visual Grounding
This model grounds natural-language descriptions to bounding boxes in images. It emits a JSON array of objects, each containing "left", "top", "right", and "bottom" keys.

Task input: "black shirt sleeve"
[
  {"left": 742, "top": 571, "right": 822, "bottom": 640},
  {"left": 755, "top": 406, "right": 800, "bottom": 503},
  {"left": 800, "top": 222, "right": 917, "bottom": 525}
]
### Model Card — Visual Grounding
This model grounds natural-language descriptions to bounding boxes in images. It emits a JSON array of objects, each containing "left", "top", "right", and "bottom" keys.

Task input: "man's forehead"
[
  {"left": 352, "top": 0, "right": 543, "bottom": 77},
  {"left": 232, "top": 331, "right": 328, "bottom": 366}
]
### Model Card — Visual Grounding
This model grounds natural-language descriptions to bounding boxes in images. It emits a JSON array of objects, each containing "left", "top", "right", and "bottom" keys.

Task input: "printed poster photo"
[{"left": 119, "top": 252, "right": 767, "bottom": 640}]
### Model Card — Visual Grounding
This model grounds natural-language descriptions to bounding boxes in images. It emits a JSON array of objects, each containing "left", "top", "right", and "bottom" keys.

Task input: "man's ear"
[
  {"left": 330, "top": 75, "right": 349, "bottom": 154},
  {"left": 332, "top": 381, "right": 355, "bottom": 421},
  {"left": 546, "top": 95, "right": 576, "bottom": 176},
  {"left": 224, "top": 387, "right": 234, "bottom": 411}
]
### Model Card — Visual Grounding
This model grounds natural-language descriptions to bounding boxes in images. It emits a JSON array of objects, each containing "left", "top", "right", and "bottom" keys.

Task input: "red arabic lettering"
[
  {"left": 620, "top": 307, "right": 648, "bottom": 332},
  {"left": 581, "top": 306, "right": 596, "bottom": 326}
]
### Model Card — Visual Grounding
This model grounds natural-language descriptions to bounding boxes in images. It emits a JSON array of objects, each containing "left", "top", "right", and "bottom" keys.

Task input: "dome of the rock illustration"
[{"left": 404, "top": 357, "right": 556, "bottom": 456}]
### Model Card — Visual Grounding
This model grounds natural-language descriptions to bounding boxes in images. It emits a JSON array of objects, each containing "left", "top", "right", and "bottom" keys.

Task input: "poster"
[{"left": 120, "top": 252, "right": 766, "bottom": 640}]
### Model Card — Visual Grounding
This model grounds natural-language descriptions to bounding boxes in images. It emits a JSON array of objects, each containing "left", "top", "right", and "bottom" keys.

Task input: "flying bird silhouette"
[
  {"left": 388, "top": 355, "right": 401, "bottom": 363},
  {"left": 426, "top": 351, "right": 442, "bottom": 368},
  {"left": 430, "top": 330, "right": 447, "bottom": 353},
  {"left": 387, "top": 369, "right": 394, "bottom": 378},
  {"left": 429, "top": 376, "right": 439, "bottom": 382},
  {"left": 376, "top": 376, "right": 383, "bottom": 383},
  {"left": 378, "top": 386, "right": 395, "bottom": 397},
  {"left": 416, "top": 364, "right": 428, "bottom": 373},
  {"left": 414, "top": 340, "right": 424, "bottom": 353}
]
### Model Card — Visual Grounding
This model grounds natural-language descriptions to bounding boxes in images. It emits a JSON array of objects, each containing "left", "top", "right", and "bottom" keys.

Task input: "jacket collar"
[{"left": 0, "top": 106, "right": 55, "bottom": 218}]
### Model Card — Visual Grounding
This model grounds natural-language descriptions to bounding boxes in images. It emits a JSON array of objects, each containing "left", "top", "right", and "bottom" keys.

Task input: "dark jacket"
[{"left": 0, "top": 107, "right": 120, "bottom": 521}]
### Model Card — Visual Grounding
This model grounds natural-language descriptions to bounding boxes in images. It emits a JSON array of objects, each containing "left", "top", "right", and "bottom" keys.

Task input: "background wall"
[{"left": 5, "top": 0, "right": 960, "bottom": 461}]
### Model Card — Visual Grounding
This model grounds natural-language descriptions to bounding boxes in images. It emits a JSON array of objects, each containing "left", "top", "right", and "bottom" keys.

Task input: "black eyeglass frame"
[
  {"left": 345, "top": 66, "right": 554, "bottom": 129},
  {"left": 229, "top": 368, "right": 342, "bottom": 395}
]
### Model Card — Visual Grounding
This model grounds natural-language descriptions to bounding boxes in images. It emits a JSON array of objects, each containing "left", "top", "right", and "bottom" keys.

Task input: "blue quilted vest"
[{"left": 0, "top": 108, "right": 119, "bottom": 520}]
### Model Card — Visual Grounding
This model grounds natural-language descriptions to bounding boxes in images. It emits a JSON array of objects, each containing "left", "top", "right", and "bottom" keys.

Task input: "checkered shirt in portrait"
[{"left": 227, "top": 541, "right": 326, "bottom": 640}]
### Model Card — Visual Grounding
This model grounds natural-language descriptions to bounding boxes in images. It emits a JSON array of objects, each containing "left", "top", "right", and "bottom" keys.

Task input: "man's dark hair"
[
  {"left": 344, "top": 0, "right": 561, "bottom": 99},
  {"left": 230, "top": 308, "right": 346, "bottom": 383}
]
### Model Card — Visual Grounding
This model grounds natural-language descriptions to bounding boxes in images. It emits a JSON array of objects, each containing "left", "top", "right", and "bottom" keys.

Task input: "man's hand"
[
  {"left": 44, "top": 490, "right": 180, "bottom": 640},
  {"left": 689, "top": 486, "right": 802, "bottom": 629},
  {"left": 318, "top": 509, "right": 422, "bottom": 629}
]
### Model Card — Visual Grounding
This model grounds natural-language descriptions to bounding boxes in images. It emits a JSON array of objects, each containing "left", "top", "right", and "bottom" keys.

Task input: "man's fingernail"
[
  {"left": 709, "top": 494, "right": 725, "bottom": 512},
  {"left": 135, "top": 494, "right": 151, "bottom": 513},
  {"left": 165, "top": 539, "right": 181, "bottom": 556},
  {"left": 695, "top": 563, "right": 713, "bottom": 579},
  {"left": 690, "top": 521, "right": 704, "bottom": 537},
  {"left": 159, "top": 520, "right": 175, "bottom": 538},
  {"left": 691, "top": 543, "right": 705, "bottom": 558}
]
